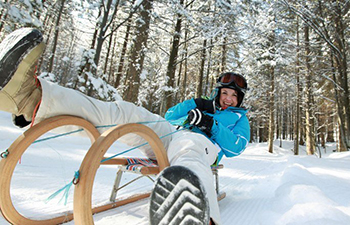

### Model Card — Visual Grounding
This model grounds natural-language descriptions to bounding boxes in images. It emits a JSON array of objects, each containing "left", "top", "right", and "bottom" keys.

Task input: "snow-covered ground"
[{"left": 0, "top": 110, "right": 350, "bottom": 225}]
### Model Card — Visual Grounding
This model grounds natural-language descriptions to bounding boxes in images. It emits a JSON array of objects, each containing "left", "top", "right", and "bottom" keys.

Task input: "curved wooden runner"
[
  {"left": 0, "top": 116, "right": 100, "bottom": 225},
  {"left": 73, "top": 123, "right": 169, "bottom": 225}
]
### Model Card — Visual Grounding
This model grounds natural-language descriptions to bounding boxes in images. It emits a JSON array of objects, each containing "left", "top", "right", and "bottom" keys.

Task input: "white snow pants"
[{"left": 36, "top": 78, "right": 221, "bottom": 224}]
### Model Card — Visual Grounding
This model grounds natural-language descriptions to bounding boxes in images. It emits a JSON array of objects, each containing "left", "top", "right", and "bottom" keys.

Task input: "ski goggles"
[{"left": 217, "top": 72, "right": 248, "bottom": 92}]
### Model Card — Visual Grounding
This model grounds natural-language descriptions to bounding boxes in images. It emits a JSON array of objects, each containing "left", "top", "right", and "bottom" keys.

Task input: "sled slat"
[
  {"left": 101, "top": 157, "right": 128, "bottom": 165},
  {"left": 101, "top": 157, "right": 161, "bottom": 175}
]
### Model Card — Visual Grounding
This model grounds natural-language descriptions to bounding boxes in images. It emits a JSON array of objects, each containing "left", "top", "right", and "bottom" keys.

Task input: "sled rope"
[
  {"left": 31, "top": 120, "right": 171, "bottom": 144},
  {"left": 1, "top": 120, "right": 178, "bottom": 159},
  {"left": 45, "top": 124, "right": 184, "bottom": 206},
  {"left": 100, "top": 127, "right": 184, "bottom": 163},
  {"left": 45, "top": 171, "right": 80, "bottom": 205},
  {"left": 33, "top": 128, "right": 85, "bottom": 144},
  {"left": 96, "top": 119, "right": 171, "bottom": 129}
]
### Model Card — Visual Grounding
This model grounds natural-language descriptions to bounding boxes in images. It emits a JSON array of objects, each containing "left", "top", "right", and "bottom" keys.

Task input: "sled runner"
[{"left": 0, "top": 116, "right": 226, "bottom": 225}]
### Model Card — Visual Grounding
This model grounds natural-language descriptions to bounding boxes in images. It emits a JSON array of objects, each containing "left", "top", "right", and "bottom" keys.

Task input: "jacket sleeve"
[
  {"left": 165, "top": 99, "right": 197, "bottom": 121},
  {"left": 211, "top": 114, "right": 250, "bottom": 159}
]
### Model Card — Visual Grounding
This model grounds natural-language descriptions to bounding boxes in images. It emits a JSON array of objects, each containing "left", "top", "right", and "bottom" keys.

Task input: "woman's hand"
[
  {"left": 187, "top": 108, "right": 214, "bottom": 136},
  {"left": 194, "top": 98, "right": 216, "bottom": 114}
]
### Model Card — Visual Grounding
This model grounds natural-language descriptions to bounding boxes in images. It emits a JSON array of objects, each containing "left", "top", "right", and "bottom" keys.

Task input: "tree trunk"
[
  {"left": 333, "top": 0, "right": 350, "bottom": 150},
  {"left": 115, "top": 22, "right": 131, "bottom": 88},
  {"left": 276, "top": 93, "right": 280, "bottom": 146},
  {"left": 324, "top": 21, "right": 347, "bottom": 152},
  {"left": 221, "top": 37, "right": 227, "bottom": 72},
  {"left": 180, "top": 26, "right": 189, "bottom": 102},
  {"left": 304, "top": 22, "right": 315, "bottom": 155},
  {"left": 268, "top": 66, "right": 275, "bottom": 154},
  {"left": 48, "top": 0, "right": 66, "bottom": 73},
  {"left": 267, "top": 26, "right": 276, "bottom": 154},
  {"left": 294, "top": 17, "right": 301, "bottom": 155},
  {"left": 93, "top": 0, "right": 114, "bottom": 72},
  {"left": 326, "top": 116, "right": 335, "bottom": 142},
  {"left": 204, "top": 39, "right": 213, "bottom": 96},
  {"left": 260, "top": 117, "right": 268, "bottom": 143},
  {"left": 196, "top": 39, "right": 207, "bottom": 98},
  {"left": 162, "top": 0, "right": 184, "bottom": 114},
  {"left": 108, "top": 28, "right": 118, "bottom": 83},
  {"left": 123, "top": 0, "right": 153, "bottom": 103},
  {"left": 174, "top": 54, "right": 184, "bottom": 104},
  {"left": 317, "top": 0, "right": 349, "bottom": 150},
  {"left": 104, "top": 27, "right": 115, "bottom": 76}
]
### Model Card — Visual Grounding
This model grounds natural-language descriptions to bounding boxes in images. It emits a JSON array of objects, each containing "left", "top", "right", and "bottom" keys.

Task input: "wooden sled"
[
  {"left": 0, "top": 116, "right": 100, "bottom": 225},
  {"left": 0, "top": 116, "right": 226, "bottom": 225}
]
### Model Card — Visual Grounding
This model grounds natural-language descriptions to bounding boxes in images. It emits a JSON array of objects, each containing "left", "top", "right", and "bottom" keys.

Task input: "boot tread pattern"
[
  {"left": 149, "top": 166, "right": 209, "bottom": 225},
  {"left": 0, "top": 28, "right": 42, "bottom": 88}
]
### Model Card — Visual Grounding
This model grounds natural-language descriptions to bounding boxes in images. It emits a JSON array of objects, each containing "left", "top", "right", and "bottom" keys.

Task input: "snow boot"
[
  {"left": 149, "top": 165, "right": 210, "bottom": 225},
  {"left": 0, "top": 28, "right": 45, "bottom": 125}
]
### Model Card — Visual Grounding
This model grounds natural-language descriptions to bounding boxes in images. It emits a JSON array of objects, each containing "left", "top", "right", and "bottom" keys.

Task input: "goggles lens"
[{"left": 219, "top": 73, "right": 247, "bottom": 90}]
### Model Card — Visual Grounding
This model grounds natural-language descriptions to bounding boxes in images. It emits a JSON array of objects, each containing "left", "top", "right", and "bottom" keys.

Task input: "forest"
[{"left": 0, "top": 0, "right": 349, "bottom": 154}]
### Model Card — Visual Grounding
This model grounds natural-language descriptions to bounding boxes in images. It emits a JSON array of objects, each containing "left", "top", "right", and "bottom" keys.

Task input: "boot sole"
[
  {"left": 149, "top": 165, "right": 210, "bottom": 225},
  {"left": 0, "top": 28, "right": 45, "bottom": 115},
  {"left": 0, "top": 28, "right": 43, "bottom": 89}
]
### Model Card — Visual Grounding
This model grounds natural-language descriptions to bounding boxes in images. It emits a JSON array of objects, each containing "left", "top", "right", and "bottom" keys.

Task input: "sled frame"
[
  {"left": 0, "top": 116, "right": 100, "bottom": 225},
  {"left": 0, "top": 116, "right": 226, "bottom": 225}
]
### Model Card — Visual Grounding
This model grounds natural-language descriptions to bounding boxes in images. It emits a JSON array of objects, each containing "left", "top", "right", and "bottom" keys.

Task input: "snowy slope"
[{"left": 0, "top": 111, "right": 350, "bottom": 225}]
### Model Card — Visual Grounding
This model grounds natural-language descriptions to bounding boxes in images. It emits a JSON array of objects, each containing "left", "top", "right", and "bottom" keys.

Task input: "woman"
[
  {"left": 165, "top": 72, "right": 250, "bottom": 164},
  {"left": 0, "top": 28, "right": 250, "bottom": 225}
]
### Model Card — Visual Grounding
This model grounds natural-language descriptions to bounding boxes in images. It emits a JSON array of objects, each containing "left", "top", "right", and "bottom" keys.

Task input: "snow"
[{"left": 0, "top": 111, "right": 350, "bottom": 225}]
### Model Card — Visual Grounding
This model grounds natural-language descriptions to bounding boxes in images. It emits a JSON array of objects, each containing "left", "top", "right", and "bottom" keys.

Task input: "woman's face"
[{"left": 219, "top": 88, "right": 238, "bottom": 109}]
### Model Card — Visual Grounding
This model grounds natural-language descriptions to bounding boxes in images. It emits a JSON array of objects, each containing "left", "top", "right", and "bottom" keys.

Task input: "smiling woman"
[
  {"left": 215, "top": 72, "right": 248, "bottom": 109},
  {"left": 219, "top": 88, "right": 238, "bottom": 109}
]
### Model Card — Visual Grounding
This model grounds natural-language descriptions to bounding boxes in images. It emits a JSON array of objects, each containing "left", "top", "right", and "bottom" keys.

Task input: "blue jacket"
[{"left": 165, "top": 98, "right": 250, "bottom": 163}]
